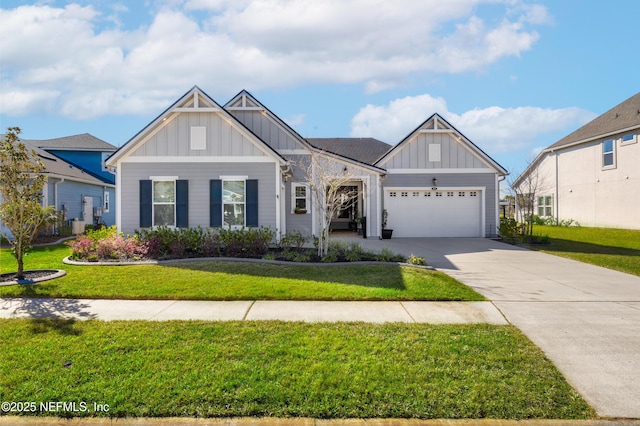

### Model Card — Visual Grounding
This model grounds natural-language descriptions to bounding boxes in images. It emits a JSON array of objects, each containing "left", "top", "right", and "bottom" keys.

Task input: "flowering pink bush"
[
  {"left": 67, "top": 235, "right": 95, "bottom": 260},
  {"left": 68, "top": 227, "right": 148, "bottom": 261}
]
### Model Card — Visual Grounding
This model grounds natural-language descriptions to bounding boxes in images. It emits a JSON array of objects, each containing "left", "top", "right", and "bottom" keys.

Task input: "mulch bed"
[{"left": 0, "top": 270, "right": 65, "bottom": 285}]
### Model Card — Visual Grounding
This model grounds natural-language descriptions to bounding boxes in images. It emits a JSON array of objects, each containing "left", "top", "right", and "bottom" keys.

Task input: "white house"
[{"left": 514, "top": 92, "right": 640, "bottom": 229}]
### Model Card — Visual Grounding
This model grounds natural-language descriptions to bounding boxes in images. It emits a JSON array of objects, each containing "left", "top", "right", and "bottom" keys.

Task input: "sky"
[{"left": 1, "top": 0, "right": 639, "bottom": 175}]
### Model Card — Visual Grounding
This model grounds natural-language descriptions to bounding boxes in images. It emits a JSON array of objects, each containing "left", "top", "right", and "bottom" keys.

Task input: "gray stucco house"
[{"left": 106, "top": 86, "right": 507, "bottom": 238}]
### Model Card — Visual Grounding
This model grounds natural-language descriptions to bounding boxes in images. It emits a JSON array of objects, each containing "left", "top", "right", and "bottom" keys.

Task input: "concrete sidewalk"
[{"left": 0, "top": 298, "right": 507, "bottom": 324}]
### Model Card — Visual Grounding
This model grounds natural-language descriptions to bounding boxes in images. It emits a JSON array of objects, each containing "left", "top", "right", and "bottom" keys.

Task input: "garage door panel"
[{"left": 384, "top": 189, "right": 481, "bottom": 237}]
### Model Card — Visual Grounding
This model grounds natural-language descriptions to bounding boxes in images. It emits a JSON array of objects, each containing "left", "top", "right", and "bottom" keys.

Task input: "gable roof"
[
  {"left": 549, "top": 92, "right": 640, "bottom": 150},
  {"left": 225, "top": 90, "right": 312, "bottom": 151},
  {"left": 307, "top": 138, "right": 391, "bottom": 165},
  {"left": 26, "top": 133, "right": 116, "bottom": 151},
  {"left": 514, "top": 92, "right": 640, "bottom": 187},
  {"left": 21, "top": 141, "right": 110, "bottom": 186},
  {"left": 375, "top": 113, "right": 508, "bottom": 175},
  {"left": 107, "top": 86, "right": 287, "bottom": 167},
  {"left": 225, "top": 90, "right": 387, "bottom": 173}
]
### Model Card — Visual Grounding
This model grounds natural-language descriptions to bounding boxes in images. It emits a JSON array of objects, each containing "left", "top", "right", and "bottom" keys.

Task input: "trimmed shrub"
[{"left": 407, "top": 254, "right": 427, "bottom": 266}]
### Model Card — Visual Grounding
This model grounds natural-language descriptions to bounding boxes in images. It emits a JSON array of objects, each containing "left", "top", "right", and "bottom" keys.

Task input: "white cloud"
[
  {"left": 0, "top": 0, "right": 549, "bottom": 118},
  {"left": 349, "top": 93, "right": 596, "bottom": 153},
  {"left": 284, "top": 113, "right": 305, "bottom": 128}
]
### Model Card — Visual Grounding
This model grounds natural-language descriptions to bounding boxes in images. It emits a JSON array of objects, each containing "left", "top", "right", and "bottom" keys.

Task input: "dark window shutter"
[
  {"left": 176, "top": 180, "right": 189, "bottom": 228},
  {"left": 210, "top": 179, "right": 222, "bottom": 227},
  {"left": 246, "top": 179, "right": 258, "bottom": 227},
  {"left": 139, "top": 180, "right": 152, "bottom": 228}
]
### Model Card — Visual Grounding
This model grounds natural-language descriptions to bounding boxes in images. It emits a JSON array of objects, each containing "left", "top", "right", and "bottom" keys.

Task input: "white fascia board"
[
  {"left": 44, "top": 147, "right": 116, "bottom": 152},
  {"left": 278, "top": 150, "right": 311, "bottom": 156},
  {"left": 386, "top": 168, "right": 495, "bottom": 174},
  {"left": 384, "top": 186, "right": 486, "bottom": 191},
  {"left": 45, "top": 173, "right": 115, "bottom": 188},
  {"left": 172, "top": 107, "right": 221, "bottom": 112},
  {"left": 225, "top": 107, "right": 265, "bottom": 111},
  {"left": 106, "top": 112, "right": 179, "bottom": 167},
  {"left": 120, "top": 156, "right": 277, "bottom": 163}
]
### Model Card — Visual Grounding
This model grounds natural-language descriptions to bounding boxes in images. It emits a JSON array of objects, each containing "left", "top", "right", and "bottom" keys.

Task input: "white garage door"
[{"left": 384, "top": 189, "right": 482, "bottom": 237}]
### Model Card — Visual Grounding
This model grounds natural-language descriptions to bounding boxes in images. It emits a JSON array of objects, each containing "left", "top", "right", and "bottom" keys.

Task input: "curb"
[
  {"left": 62, "top": 256, "right": 434, "bottom": 270},
  {"left": 0, "top": 417, "right": 638, "bottom": 426},
  {"left": 0, "top": 269, "right": 66, "bottom": 287}
]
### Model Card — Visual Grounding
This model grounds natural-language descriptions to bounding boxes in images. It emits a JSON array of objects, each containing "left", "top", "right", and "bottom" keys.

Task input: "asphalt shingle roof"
[
  {"left": 26, "top": 133, "right": 116, "bottom": 151},
  {"left": 21, "top": 141, "right": 106, "bottom": 184},
  {"left": 549, "top": 92, "right": 640, "bottom": 150},
  {"left": 307, "top": 137, "right": 391, "bottom": 165}
]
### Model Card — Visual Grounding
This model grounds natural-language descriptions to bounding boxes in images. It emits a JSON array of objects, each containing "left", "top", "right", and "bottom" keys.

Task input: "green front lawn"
[
  {"left": 0, "top": 244, "right": 483, "bottom": 301},
  {"left": 0, "top": 319, "right": 594, "bottom": 419},
  {"left": 531, "top": 226, "right": 640, "bottom": 276}
]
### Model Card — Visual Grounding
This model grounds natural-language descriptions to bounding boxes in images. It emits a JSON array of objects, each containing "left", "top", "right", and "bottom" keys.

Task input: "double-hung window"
[
  {"left": 292, "top": 183, "right": 309, "bottom": 213},
  {"left": 537, "top": 196, "right": 553, "bottom": 217},
  {"left": 140, "top": 178, "right": 188, "bottom": 228},
  {"left": 223, "top": 180, "right": 245, "bottom": 228},
  {"left": 153, "top": 180, "right": 176, "bottom": 226},
  {"left": 602, "top": 138, "right": 615, "bottom": 168}
]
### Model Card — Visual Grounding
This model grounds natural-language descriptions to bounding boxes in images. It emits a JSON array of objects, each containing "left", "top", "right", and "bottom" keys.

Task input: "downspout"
[
  {"left": 54, "top": 178, "right": 65, "bottom": 211},
  {"left": 554, "top": 151, "right": 559, "bottom": 224}
]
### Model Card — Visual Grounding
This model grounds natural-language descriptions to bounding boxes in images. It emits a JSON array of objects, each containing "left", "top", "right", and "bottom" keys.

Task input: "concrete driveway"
[{"left": 352, "top": 236, "right": 640, "bottom": 419}]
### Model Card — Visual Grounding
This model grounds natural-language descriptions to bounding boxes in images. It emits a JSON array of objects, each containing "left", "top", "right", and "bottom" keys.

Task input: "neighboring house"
[
  {"left": 22, "top": 135, "right": 117, "bottom": 229},
  {"left": 106, "top": 86, "right": 507, "bottom": 238},
  {"left": 514, "top": 92, "right": 640, "bottom": 229}
]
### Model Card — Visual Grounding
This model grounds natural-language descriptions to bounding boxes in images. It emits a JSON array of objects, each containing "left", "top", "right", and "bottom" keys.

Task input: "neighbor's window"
[
  {"left": 602, "top": 138, "right": 615, "bottom": 168},
  {"left": 223, "top": 180, "right": 245, "bottom": 227},
  {"left": 621, "top": 133, "right": 636, "bottom": 145},
  {"left": 153, "top": 180, "right": 175, "bottom": 226},
  {"left": 103, "top": 191, "right": 110, "bottom": 213},
  {"left": 537, "top": 196, "right": 553, "bottom": 217},
  {"left": 292, "top": 183, "right": 309, "bottom": 213}
]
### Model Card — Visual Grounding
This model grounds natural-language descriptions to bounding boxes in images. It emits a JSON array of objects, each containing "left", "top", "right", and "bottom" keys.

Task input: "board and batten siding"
[
  {"left": 229, "top": 110, "right": 306, "bottom": 151},
  {"left": 378, "top": 133, "right": 489, "bottom": 170},
  {"left": 130, "top": 112, "right": 267, "bottom": 158},
  {"left": 284, "top": 155, "right": 313, "bottom": 235},
  {"left": 119, "top": 162, "right": 277, "bottom": 235},
  {"left": 383, "top": 172, "right": 499, "bottom": 236}
]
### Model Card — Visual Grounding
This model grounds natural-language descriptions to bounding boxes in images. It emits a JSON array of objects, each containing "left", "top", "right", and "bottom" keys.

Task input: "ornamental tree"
[
  {"left": 0, "top": 127, "right": 55, "bottom": 279},
  {"left": 298, "top": 152, "right": 360, "bottom": 257}
]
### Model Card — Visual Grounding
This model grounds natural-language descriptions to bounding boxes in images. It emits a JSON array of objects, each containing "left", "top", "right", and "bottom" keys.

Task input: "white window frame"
[
  {"left": 602, "top": 138, "right": 616, "bottom": 169},
  {"left": 291, "top": 183, "right": 310, "bottom": 214},
  {"left": 103, "top": 190, "right": 110, "bottom": 213},
  {"left": 222, "top": 179, "right": 246, "bottom": 229},
  {"left": 537, "top": 195, "right": 553, "bottom": 217},
  {"left": 150, "top": 176, "right": 178, "bottom": 228},
  {"left": 621, "top": 132, "right": 636, "bottom": 146}
]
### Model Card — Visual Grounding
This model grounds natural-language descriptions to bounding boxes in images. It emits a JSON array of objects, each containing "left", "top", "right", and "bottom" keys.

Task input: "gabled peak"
[
  {"left": 419, "top": 115, "right": 451, "bottom": 131},
  {"left": 175, "top": 87, "right": 217, "bottom": 109},
  {"left": 225, "top": 91, "right": 263, "bottom": 110}
]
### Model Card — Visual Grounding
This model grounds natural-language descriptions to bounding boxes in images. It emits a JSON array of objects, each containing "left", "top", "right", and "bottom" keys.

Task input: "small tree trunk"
[{"left": 15, "top": 241, "right": 25, "bottom": 280}]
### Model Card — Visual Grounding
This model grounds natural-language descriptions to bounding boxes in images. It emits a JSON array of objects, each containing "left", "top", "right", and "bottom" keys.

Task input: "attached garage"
[{"left": 384, "top": 188, "right": 483, "bottom": 237}]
